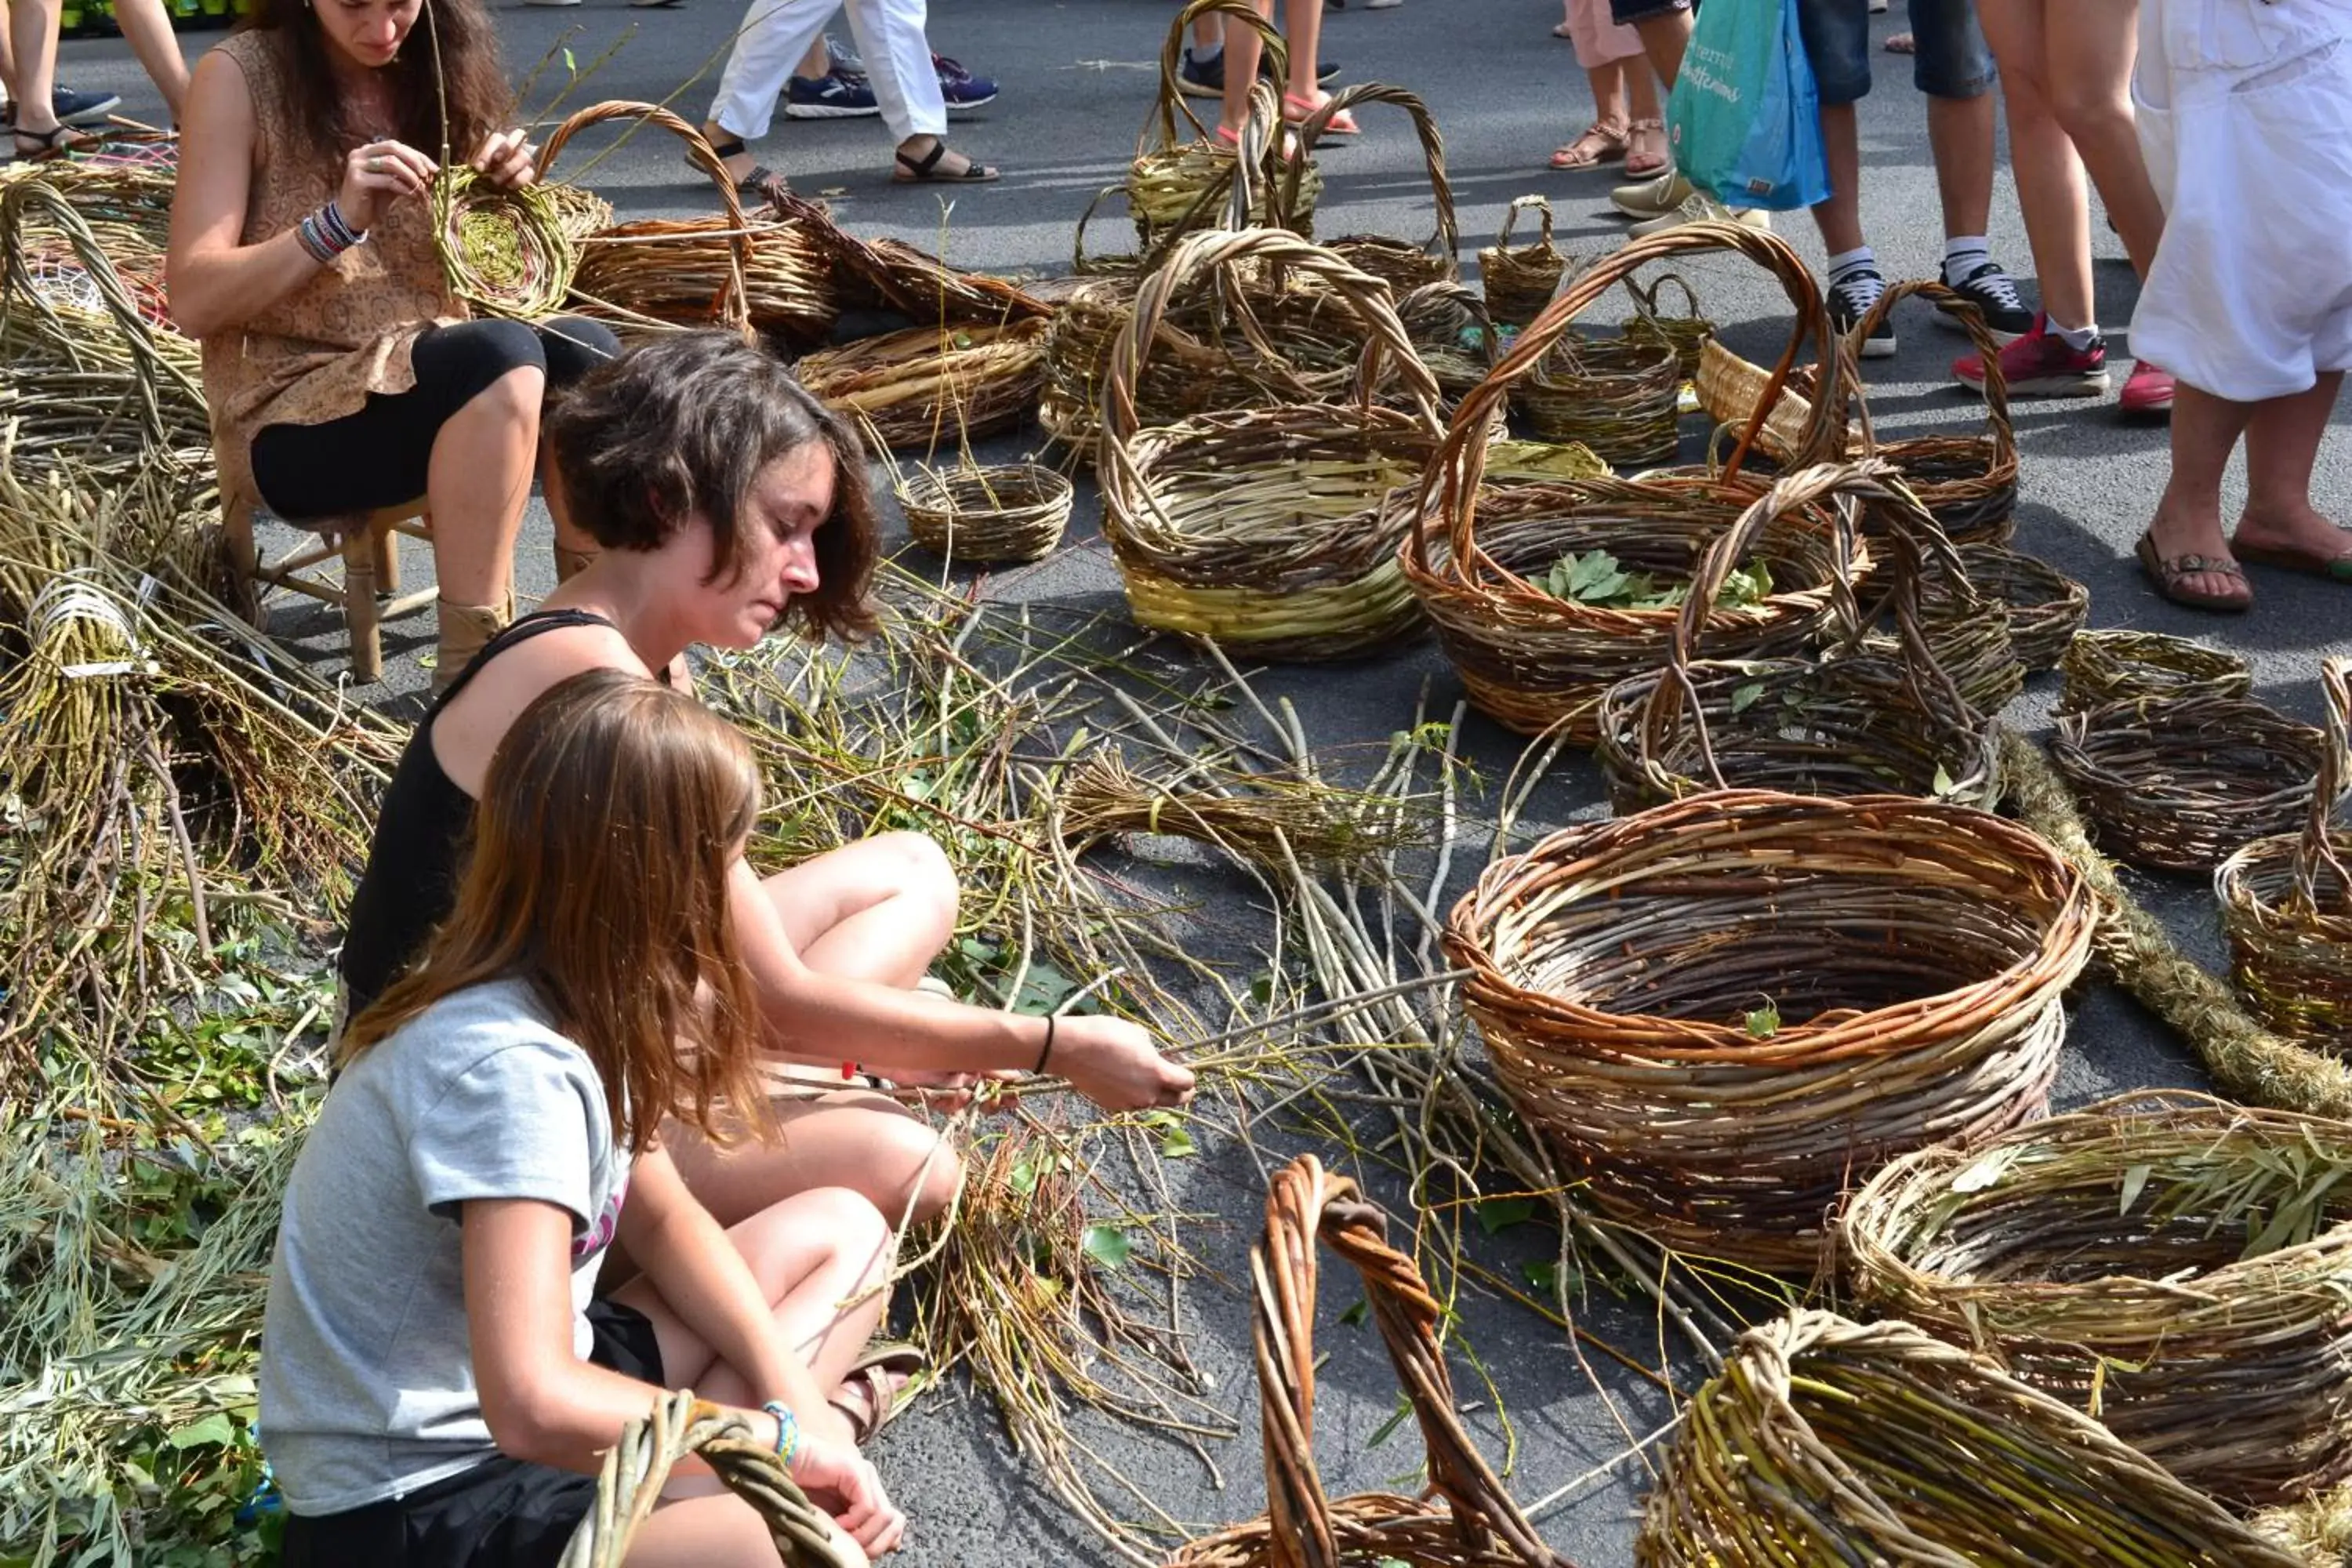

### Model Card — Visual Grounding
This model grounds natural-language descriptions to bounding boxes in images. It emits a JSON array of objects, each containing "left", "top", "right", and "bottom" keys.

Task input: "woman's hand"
[
  {"left": 336, "top": 139, "right": 437, "bottom": 233},
  {"left": 471, "top": 127, "right": 539, "bottom": 191},
  {"left": 1051, "top": 1016, "right": 1195, "bottom": 1112},
  {"left": 792, "top": 1434, "right": 907, "bottom": 1556}
]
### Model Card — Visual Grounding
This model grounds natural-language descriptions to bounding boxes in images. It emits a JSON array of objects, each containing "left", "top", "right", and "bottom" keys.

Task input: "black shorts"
[{"left": 277, "top": 1299, "right": 664, "bottom": 1568}]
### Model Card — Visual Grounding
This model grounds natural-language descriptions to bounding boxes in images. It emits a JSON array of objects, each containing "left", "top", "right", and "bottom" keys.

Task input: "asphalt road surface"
[{"left": 57, "top": 0, "right": 2352, "bottom": 1560}]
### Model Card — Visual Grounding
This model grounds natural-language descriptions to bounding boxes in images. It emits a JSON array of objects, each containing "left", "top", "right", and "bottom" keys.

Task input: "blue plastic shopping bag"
[{"left": 1664, "top": 0, "right": 1831, "bottom": 211}]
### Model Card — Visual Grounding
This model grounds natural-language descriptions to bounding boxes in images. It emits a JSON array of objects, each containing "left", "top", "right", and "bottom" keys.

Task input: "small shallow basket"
[
  {"left": 1283, "top": 82, "right": 1459, "bottom": 293},
  {"left": 897, "top": 462, "right": 1072, "bottom": 564},
  {"left": 1636, "top": 1310, "right": 2306, "bottom": 1567},
  {"left": 1940, "top": 542, "right": 2087, "bottom": 671},
  {"left": 1515, "top": 332, "right": 1680, "bottom": 466},
  {"left": 2219, "top": 659, "right": 2352, "bottom": 1051},
  {"left": 1621, "top": 271, "right": 1715, "bottom": 383},
  {"left": 1595, "top": 461, "right": 1999, "bottom": 812},
  {"left": 1127, "top": 0, "right": 1318, "bottom": 258},
  {"left": 1098, "top": 227, "right": 1443, "bottom": 661},
  {"left": 1445, "top": 789, "right": 2094, "bottom": 1272},
  {"left": 2060, "top": 626, "right": 2252, "bottom": 713},
  {"left": 1843, "top": 1088, "right": 2352, "bottom": 1506},
  {"left": 1404, "top": 222, "right": 1863, "bottom": 741},
  {"left": 1477, "top": 195, "right": 1566, "bottom": 328},
  {"left": 2053, "top": 691, "right": 2327, "bottom": 872},
  {"left": 1168, "top": 1157, "right": 1578, "bottom": 1568},
  {"left": 796, "top": 318, "right": 1047, "bottom": 452}
]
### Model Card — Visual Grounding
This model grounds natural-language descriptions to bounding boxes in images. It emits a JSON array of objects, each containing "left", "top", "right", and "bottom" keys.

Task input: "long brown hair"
[
  {"left": 238, "top": 0, "right": 512, "bottom": 169},
  {"left": 339, "top": 670, "right": 769, "bottom": 1152}
]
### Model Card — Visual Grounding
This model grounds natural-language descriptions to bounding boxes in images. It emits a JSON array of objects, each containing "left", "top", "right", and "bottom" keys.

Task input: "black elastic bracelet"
[{"left": 1035, "top": 1013, "right": 1055, "bottom": 1075}]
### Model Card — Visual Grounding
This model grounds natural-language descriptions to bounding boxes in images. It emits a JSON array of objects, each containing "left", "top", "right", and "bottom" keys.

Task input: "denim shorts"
[
  {"left": 1798, "top": 0, "right": 1997, "bottom": 104},
  {"left": 1609, "top": 0, "right": 1691, "bottom": 27}
]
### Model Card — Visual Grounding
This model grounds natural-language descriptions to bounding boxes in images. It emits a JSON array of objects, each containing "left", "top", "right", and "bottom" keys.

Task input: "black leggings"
[{"left": 249, "top": 315, "right": 622, "bottom": 522}]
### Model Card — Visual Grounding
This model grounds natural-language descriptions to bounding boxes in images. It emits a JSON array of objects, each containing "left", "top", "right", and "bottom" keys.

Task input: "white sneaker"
[
  {"left": 1610, "top": 169, "right": 1692, "bottom": 220},
  {"left": 1627, "top": 191, "right": 1771, "bottom": 239}
]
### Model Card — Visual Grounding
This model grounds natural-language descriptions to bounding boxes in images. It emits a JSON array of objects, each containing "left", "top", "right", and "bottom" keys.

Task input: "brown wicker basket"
[
  {"left": 2053, "top": 691, "right": 2327, "bottom": 873},
  {"left": 2219, "top": 659, "right": 2352, "bottom": 1052},
  {"left": 1940, "top": 543, "right": 2088, "bottom": 671},
  {"left": 1398, "top": 280, "right": 1499, "bottom": 407},
  {"left": 1845, "top": 1088, "right": 2352, "bottom": 1507},
  {"left": 1637, "top": 1311, "right": 2305, "bottom": 1567},
  {"left": 897, "top": 462, "right": 1072, "bottom": 564},
  {"left": 1477, "top": 194, "right": 1567, "bottom": 328},
  {"left": 1127, "top": 0, "right": 1319, "bottom": 260},
  {"left": 1621, "top": 270, "right": 1715, "bottom": 383},
  {"left": 1167, "top": 1157, "right": 1577, "bottom": 1568},
  {"left": 1515, "top": 332, "right": 1681, "bottom": 466},
  {"left": 2059, "top": 627, "right": 2252, "bottom": 712},
  {"left": 796, "top": 318, "right": 1047, "bottom": 453},
  {"left": 1283, "top": 82, "right": 1458, "bottom": 293},
  {"left": 1098, "top": 227, "right": 1442, "bottom": 660},
  {"left": 1446, "top": 787, "right": 2094, "bottom": 1273},
  {"left": 1403, "top": 221, "right": 1862, "bottom": 741}
]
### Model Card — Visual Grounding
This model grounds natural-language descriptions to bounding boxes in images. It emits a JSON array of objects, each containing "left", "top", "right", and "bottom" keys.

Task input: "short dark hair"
[{"left": 546, "top": 331, "right": 878, "bottom": 643}]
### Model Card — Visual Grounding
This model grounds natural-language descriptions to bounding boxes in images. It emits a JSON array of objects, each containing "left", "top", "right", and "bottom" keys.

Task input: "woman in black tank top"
[{"left": 338, "top": 332, "right": 1195, "bottom": 1301}]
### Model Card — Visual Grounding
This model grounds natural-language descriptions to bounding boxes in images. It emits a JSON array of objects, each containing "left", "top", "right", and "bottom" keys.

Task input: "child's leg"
[
  {"left": 624, "top": 1494, "right": 851, "bottom": 1568},
  {"left": 2042, "top": 0, "right": 2163, "bottom": 280},
  {"left": 2234, "top": 374, "right": 2350, "bottom": 558},
  {"left": 1795, "top": 0, "right": 1872, "bottom": 255},
  {"left": 1218, "top": 0, "right": 1270, "bottom": 135},
  {"left": 1980, "top": 0, "right": 2096, "bottom": 331}
]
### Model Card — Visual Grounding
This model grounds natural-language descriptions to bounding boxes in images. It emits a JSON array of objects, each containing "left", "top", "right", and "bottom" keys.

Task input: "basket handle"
[
  {"left": 538, "top": 100, "right": 753, "bottom": 338},
  {"left": 1072, "top": 183, "right": 1134, "bottom": 275},
  {"left": 1148, "top": 0, "right": 1290, "bottom": 154},
  {"left": 1282, "top": 82, "right": 1457, "bottom": 267},
  {"left": 1490, "top": 193, "right": 1554, "bottom": 256},
  {"left": 1625, "top": 269, "right": 1703, "bottom": 326},
  {"left": 2293, "top": 657, "right": 2352, "bottom": 909},
  {"left": 1846, "top": 277, "right": 2014, "bottom": 466},
  {"left": 1414, "top": 221, "right": 1840, "bottom": 586},
  {"left": 1399, "top": 278, "right": 1500, "bottom": 382},
  {"left": 1250, "top": 1157, "right": 1570, "bottom": 1568}
]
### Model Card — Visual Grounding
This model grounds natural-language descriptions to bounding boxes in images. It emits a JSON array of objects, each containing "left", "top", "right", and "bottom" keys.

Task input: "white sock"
[
  {"left": 1828, "top": 247, "right": 1879, "bottom": 288},
  {"left": 1943, "top": 236, "right": 1990, "bottom": 285},
  {"left": 1191, "top": 38, "right": 1223, "bottom": 62},
  {"left": 2051, "top": 319, "right": 2100, "bottom": 350}
]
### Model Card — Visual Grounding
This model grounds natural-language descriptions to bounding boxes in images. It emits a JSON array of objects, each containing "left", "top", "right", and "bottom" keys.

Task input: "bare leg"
[
  {"left": 0, "top": 1, "right": 18, "bottom": 104},
  {"left": 8, "top": 0, "right": 67, "bottom": 140},
  {"left": 797, "top": 34, "right": 827, "bottom": 78},
  {"left": 108, "top": 0, "right": 187, "bottom": 122},
  {"left": 425, "top": 365, "right": 539, "bottom": 608},
  {"left": 1980, "top": 0, "right": 2094, "bottom": 328},
  {"left": 1809, "top": 102, "right": 1864, "bottom": 255},
  {"left": 2043, "top": 0, "right": 2161, "bottom": 279},
  {"left": 623, "top": 1495, "right": 853, "bottom": 1568},
  {"left": 1634, "top": 5, "right": 1692, "bottom": 87},
  {"left": 1218, "top": 0, "right": 1271, "bottom": 135},
  {"left": 1589, "top": 60, "right": 1628, "bottom": 131},
  {"left": 1926, "top": 90, "right": 1995, "bottom": 239},
  {"left": 1281, "top": 0, "right": 1322, "bottom": 104},
  {"left": 666, "top": 1090, "right": 964, "bottom": 1232},
  {"left": 760, "top": 832, "right": 959, "bottom": 988},
  {"left": 2146, "top": 382, "right": 2255, "bottom": 599},
  {"left": 2234, "top": 374, "right": 2352, "bottom": 560}
]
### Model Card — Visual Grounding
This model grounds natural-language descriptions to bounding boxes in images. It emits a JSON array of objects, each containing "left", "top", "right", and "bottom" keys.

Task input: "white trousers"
[{"left": 707, "top": 0, "right": 944, "bottom": 147}]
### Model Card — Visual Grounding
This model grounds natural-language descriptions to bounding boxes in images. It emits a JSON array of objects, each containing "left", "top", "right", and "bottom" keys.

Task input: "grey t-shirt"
[{"left": 259, "top": 976, "right": 634, "bottom": 1515}]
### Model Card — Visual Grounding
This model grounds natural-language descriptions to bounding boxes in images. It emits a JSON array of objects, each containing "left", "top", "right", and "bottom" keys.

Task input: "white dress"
[{"left": 2132, "top": 0, "right": 2352, "bottom": 401}]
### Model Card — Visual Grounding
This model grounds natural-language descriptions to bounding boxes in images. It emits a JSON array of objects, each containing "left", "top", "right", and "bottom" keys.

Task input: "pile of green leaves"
[{"left": 1537, "top": 548, "right": 1773, "bottom": 613}]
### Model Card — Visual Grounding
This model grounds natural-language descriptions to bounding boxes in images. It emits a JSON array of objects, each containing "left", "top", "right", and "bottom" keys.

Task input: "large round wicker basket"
[{"left": 2053, "top": 691, "right": 2328, "bottom": 872}]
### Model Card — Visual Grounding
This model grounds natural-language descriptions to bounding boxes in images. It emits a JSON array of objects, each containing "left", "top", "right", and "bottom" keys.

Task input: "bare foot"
[
  {"left": 831, "top": 1364, "right": 915, "bottom": 1444},
  {"left": 2142, "top": 491, "right": 2252, "bottom": 608},
  {"left": 2234, "top": 498, "right": 2352, "bottom": 569}
]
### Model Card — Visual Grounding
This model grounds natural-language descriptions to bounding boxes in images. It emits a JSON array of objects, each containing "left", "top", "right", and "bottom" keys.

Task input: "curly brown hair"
[
  {"left": 545, "top": 330, "right": 880, "bottom": 644},
  {"left": 237, "top": 0, "right": 513, "bottom": 169}
]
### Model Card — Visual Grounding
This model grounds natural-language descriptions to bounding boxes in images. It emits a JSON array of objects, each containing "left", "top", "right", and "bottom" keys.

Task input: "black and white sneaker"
[
  {"left": 1939, "top": 260, "right": 2034, "bottom": 344},
  {"left": 1827, "top": 267, "right": 1896, "bottom": 358}
]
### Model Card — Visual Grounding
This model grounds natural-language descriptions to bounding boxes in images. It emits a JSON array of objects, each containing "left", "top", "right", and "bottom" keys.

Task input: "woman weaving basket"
[{"left": 166, "top": 0, "right": 622, "bottom": 686}]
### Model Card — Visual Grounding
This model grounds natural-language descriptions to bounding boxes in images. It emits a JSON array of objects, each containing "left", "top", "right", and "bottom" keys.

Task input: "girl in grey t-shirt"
[{"left": 263, "top": 670, "right": 905, "bottom": 1566}]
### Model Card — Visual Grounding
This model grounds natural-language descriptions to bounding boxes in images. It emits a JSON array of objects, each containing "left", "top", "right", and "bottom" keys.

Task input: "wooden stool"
[{"left": 221, "top": 489, "right": 437, "bottom": 684}]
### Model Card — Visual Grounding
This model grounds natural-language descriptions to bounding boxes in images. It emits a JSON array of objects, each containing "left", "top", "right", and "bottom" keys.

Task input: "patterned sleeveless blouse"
[{"left": 198, "top": 31, "right": 465, "bottom": 511}]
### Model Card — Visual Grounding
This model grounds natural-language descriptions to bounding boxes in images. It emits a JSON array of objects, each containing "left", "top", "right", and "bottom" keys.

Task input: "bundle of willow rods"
[
  {"left": 898, "top": 461, "right": 1071, "bottom": 564},
  {"left": 2219, "top": 659, "right": 2352, "bottom": 1052},
  {"left": 1446, "top": 788, "right": 2094, "bottom": 1272},
  {"left": 1168, "top": 1159, "right": 1577, "bottom": 1568},
  {"left": 433, "top": 166, "right": 579, "bottom": 320},
  {"left": 1052, "top": 750, "right": 1421, "bottom": 873},
  {"left": 1635, "top": 1311, "right": 2305, "bottom": 1566},
  {"left": 1406, "top": 223, "right": 1860, "bottom": 740},
  {"left": 1477, "top": 194, "right": 1566, "bottom": 327},
  {"left": 797, "top": 318, "right": 1047, "bottom": 452},
  {"left": 1514, "top": 332, "right": 1681, "bottom": 466},
  {"left": 1940, "top": 542, "right": 2088, "bottom": 671},
  {"left": 1844, "top": 1089, "right": 2352, "bottom": 1506},
  {"left": 2053, "top": 691, "right": 2327, "bottom": 872},
  {"left": 1621, "top": 271, "right": 1715, "bottom": 383},
  {"left": 2060, "top": 626, "right": 2252, "bottom": 712},
  {"left": 1127, "top": 0, "right": 1318, "bottom": 257}
]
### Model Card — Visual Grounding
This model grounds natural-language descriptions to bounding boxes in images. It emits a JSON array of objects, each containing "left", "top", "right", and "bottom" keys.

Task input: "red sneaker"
[
  {"left": 1952, "top": 312, "right": 2111, "bottom": 397},
  {"left": 2120, "top": 358, "right": 2176, "bottom": 418}
]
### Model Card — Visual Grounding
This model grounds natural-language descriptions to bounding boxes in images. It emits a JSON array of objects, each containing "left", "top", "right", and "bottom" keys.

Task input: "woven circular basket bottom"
[
  {"left": 1446, "top": 791, "right": 2093, "bottom": 1272},
  {"left": 2053, "top": 695, "right": 2325, "bottom": 872},
  {"left": 1843, "top": 1091, "right": 2352, "bottom": 1505},
  {"left": 1636, "top": 1311, "right": 2306, "bottom": 1567},
  {"left": 2060, "top": 627, "right": 2253, "bottom": 712},
  {"left": 899, "top": 463, "right": 1073, "bottom": 564}
]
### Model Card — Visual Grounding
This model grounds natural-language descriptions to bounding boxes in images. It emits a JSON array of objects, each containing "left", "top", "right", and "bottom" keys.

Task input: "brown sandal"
[
  {"left": 2135, "top": 532, "right": 2252, "bottom": 613},
  {"left": 1549, "top": 121, "right": 1628, "bottom": 171}
]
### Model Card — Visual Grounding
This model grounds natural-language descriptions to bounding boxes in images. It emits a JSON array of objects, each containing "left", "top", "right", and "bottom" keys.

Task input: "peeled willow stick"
[{"left": 1998, "top": 727, "right": 2352, "bottom": 1119}]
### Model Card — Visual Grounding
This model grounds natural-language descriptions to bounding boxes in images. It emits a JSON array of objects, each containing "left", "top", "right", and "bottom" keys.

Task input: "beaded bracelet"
[
  {"left": 295, "top": 200, "right": 368, "bottom": 266},
  {"left": 760, "top": 1400, "right": 802, "bottom": 1472}
]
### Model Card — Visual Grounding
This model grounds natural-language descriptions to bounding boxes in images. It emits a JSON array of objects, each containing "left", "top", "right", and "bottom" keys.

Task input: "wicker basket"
[
  {"left": 1399, "top": 280, "right": 1499, "bottom": 406},
  {"left": 1446, "top": 789, "right": 2094, "bottom": 1272},
  {"left": 1098, "top": 228, "right": 1442, "bottom": 661},
  {"left": 1940, "top": 543, "right": 2088, "bottom": 671},
  {"left": 1621, "top": 271, "right": 1715, "bottom": 383},
  {"left": 1637, "top": 1310, "right": 2305, "bottom": 1567},
  {"left": 2219, "top": 659, "right": 2352, "bottom": 1051},
  {"left": 2060, "top": 627, "right": 2252, "bottom": 712},
  {"left": 1515, "top": 332, "right": 1681, "bottom": 466},
  {"left": 1477, "top": 194, "right": 1566, "bottom": 328},
  {"left": 2053, "top": 691, "right": 2327, "bottom": 872},
  {"left": 1404, "top": 222, "right": 1861, "bottom": 741},
  {"left": 544, "top": 100, "right": 833, "bottom": 347},
  {"left": 1844, "top": 1088, "right": 2352, "bottom": 1506},
  {"left": 1283, "top": 82, "right": 1458, "bottom": 292},
  {"left": 1595, "top": 461, "right": 2000, "bottom": 812},
  {"left": 1127, "top": 0, "right": 1319, "bottom": 260},
  {"left": 796, "top": 318, "right": 1047, "bottom": 453},
  {"left": 897, "top": 462, "right": 1072, "bottom": 564},
  {"left": 1167, "top": 1157, "right": 1577, "bottom": 1568}
]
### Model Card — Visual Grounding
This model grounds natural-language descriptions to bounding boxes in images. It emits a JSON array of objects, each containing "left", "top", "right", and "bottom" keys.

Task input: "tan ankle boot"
[
  {"left": 431, "top": 597, "right": 511, "bottom": 695},
  {"left": 554, "top": 544, "right": 599, "bottom": 583}
]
